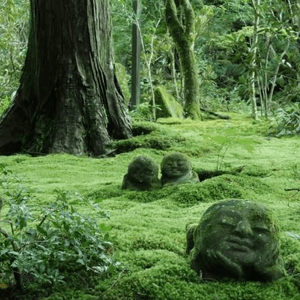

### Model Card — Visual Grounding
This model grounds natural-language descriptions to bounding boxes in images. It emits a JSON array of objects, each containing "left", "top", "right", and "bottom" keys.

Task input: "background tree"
[
  {"left": 165, "top": 0, "right": 202, "bottom": 119},
  {"left": 2, "top": 0, "right": 300, "bottom": 132},
  {"left": 0, "top": 0, "right": 132, "bottom": 156}
]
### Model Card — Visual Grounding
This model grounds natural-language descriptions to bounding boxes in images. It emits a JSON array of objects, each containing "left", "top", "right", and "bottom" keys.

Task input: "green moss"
[
  {"left": 154, "top": 86, "right": 184, "bottom": 119},
  {"left": 1, "top": 116, "right": 300, "bottom": 299},
  {"left": 131, "top": 121, "right": 159, "bottom": 136},
  {"left": 113, "top": 124, "right": 186, "bottom": 153},
  {"left": 241, "top": 164, "right": 270, "bottom": 177},
  {"left": 171, "top": 174, "right": 271, "bottom": 207},
  {"left": 95, "top": 264, "right": 299, "bottom": 300}
]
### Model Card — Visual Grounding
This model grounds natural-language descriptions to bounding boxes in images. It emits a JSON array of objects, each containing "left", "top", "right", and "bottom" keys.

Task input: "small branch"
[
  {"left": 102, "top": 270, "right": 126, "bottom": 295},
  {"left": 285, "top": 188, "right": 300, "bottom": 192},
  {"left": 38, "top": 214, "right": 48, "bottom": 227}
]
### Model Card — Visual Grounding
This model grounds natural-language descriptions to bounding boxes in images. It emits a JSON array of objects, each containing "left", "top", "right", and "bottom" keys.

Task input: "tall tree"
[
  {"left": 0, "top": 0, "right": 132, "bottom": 156},
  {"left": 165, "top": 0, "right": 202, "bottom": 119}
]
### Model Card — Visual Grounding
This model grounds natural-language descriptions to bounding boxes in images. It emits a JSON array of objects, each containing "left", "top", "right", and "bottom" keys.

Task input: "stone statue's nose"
[{"left": 234, "top": 219, "right": 253, "bottom": 236}]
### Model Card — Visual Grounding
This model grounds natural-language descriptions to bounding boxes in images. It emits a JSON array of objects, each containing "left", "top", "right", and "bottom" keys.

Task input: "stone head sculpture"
[
  {"left": 160, "top": 152, "right": 199, "bottom": 187},
  {"left": 186, "top": 199, "right": 285, "bottom": 281},
  {"left": 122, "top": 155, "right": 160, "bottom": 191}
]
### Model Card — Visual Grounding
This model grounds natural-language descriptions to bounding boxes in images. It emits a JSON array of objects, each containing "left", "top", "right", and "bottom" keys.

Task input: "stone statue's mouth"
[{"left": 226, "top": 236, "right": 254, "bottom": 252}]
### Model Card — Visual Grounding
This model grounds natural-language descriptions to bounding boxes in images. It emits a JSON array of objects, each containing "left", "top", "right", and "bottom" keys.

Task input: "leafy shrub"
[
  {"left": 129, "top": 102, "right": 154, "bottom": 122},
  {"left": 271, "top": 103, "right": 300, "bottom": 136},
  {"left": 0, "top": 171, "right": 117, "bottom": 294}
]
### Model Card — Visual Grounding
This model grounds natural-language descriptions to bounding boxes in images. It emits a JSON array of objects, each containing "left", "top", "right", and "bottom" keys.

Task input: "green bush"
[
  {"left": 271, "top": 103, "right": 300, "bottom": 137},
  {"left": 0, "top": 171, "right": 117, "bottom": 294}
]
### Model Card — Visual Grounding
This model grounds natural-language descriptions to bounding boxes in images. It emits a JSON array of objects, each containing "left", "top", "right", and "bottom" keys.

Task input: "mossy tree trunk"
[
  {"left": 165, "top": 0, "right": 201, "bottom": 119},
  {"left": 0, "top": 0, "right": 132, "bottom": 156}
]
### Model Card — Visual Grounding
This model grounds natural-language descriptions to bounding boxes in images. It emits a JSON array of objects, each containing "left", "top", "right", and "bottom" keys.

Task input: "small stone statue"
[
  {"left": 160, "top": 152, "right": 199, "bottom": 187},
  {"left": 122, "top": 155, "right": 160, "bottom": 191},
  {"left": 186, "top": 199, "right": 285, "bottom": 281}
]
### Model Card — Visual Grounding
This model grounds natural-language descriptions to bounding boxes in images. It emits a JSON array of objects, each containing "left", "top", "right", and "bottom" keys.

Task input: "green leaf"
[
  {"left": 36, "top": 225, "right": 48, "bottom": 237},
  {"left": 76, "top": 258, "right": 85, "bottom": 265},
  {"left": 38, "top": 263, "right": 46, "bottom": 273}
]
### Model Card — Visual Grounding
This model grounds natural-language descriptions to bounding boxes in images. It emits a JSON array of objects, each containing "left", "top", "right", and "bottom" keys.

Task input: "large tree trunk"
[
  {"left": 0, "top": 0, "right": 132, "bottom": 156},
  {"left": 165, "top": 0, "right": 201, "bottom": 120}
]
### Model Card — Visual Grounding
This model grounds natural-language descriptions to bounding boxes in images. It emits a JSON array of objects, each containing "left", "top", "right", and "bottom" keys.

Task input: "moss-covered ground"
[{"left": 1, "top": 113, "right": 300, "bottom": 299}]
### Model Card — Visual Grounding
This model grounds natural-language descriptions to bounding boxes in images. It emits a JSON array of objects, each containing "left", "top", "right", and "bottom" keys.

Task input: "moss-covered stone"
[
  {"left": 161, "top": 152, "right": 199, "bottom": 186},
  {"left": 154, "top": 86, "right": 184, "bottom": 119},
  {"left": 187, "top": 199, "right": 285, "bottom": 281},
  {"left": 122, "top": 155, "right": 160, "bottom": 191}
]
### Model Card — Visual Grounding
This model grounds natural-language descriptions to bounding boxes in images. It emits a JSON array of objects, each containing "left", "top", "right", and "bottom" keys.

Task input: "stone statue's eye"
[
  {"left": 219, "top": 218, "right": 235, "bottom": 227},
  {"left": 252, "top": 226, "right": 270, "bottom": 234}
]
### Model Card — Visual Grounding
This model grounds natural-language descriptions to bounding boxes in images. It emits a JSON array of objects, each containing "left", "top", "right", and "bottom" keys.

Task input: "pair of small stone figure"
[
  {"left": 121, "top": 152, "right": 199, "bottom": 191},
  {"left": 122, "top": 154, "right": 285, "bottom": 282}
]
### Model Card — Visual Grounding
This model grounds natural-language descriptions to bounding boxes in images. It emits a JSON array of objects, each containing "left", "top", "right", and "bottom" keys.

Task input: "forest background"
[{"left": 1, "top": 0, "right": 300, "bottom": 129}]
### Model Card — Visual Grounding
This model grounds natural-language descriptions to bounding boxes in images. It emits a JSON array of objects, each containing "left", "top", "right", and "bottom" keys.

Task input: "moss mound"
[
  {"left": 114, "top": 174, "right": 270, "bottom": 207},
  {"left": 171, "top": 174, "right": 271, "bottom": 206},
  {"left": 114, "top": 125, "right": 186, "bottom": 153},
  {"left": 95, "top": 263, "right": 299, "bottom": 300}
]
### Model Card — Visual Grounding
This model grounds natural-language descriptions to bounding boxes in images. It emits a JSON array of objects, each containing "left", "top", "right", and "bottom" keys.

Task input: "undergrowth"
[{"left": 1, "top": 115, "right": 300, "bottom": 299}]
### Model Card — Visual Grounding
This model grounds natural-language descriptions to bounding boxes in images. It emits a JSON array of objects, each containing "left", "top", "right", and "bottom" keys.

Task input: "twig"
[{"left": 102, "top": 270, "right": 126, "bottom": 295}]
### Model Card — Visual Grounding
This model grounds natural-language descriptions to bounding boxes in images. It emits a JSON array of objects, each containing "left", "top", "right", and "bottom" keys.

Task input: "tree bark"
[
  {"left": 0, "top": 0, "right": 132, "bottom": 156},
  {"left": 165, "top": 0, "right": 201, "bottom": 119}
]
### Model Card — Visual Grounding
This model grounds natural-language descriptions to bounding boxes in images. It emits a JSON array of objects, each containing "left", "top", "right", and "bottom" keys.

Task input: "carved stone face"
[
  {"left": 189, "top": 200, "right": 284, "bottom": 281},
  {"left": 128, "top": 156, "right": 158, "bottom": 184},
  {"left": 122, "top": 155, "right": 160, "bottom": 191},
  {"left": 161, "top": 152, "right": 191, "bottom": 179}
]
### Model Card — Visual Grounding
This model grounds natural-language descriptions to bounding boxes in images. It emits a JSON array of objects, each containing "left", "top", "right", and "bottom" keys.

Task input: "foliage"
[
  {"left": 0, "top": 171, "right": 117, "bottom": 294},
  {"left": 129, "top": 102, "right": 154, "bottom": 122},
  {"left": 0, "top": 0, "right": 29, "bottom": 114},
  {"left": 270, "top": 103, "right": 300, "bottom": 136}
]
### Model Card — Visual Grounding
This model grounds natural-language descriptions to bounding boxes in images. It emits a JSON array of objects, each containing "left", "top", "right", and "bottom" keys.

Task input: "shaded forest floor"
[{"left": 1, "top": 113, "right": 300, "bottom": 299}]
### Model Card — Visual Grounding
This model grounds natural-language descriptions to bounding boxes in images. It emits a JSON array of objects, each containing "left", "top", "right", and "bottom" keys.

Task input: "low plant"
[
  {"left": 0, "top": 170, "right": 117, "bottom": 294},
  {"left": 270, "top": 103, "right": 300, "bottom": 136}
]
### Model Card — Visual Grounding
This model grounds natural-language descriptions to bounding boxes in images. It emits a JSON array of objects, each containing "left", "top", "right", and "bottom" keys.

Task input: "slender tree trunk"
[
  {"left": 165, "top": 0, "right": 201, "bottom": 119},
  {"left": 131, "top": 0, "right": 141, "bottom": 109},
  {"left": 266, "top": 39, "right": 290, "bottom": 117},
  {"left": 250, "top": 0, "right": 259, "bottom": 120},
  {"left": 0, "top": 0, "right": 132, "bottom": 156},
  {"left": 170, "top": 48, "right": 180, "bottom": 101}
]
